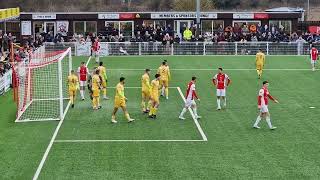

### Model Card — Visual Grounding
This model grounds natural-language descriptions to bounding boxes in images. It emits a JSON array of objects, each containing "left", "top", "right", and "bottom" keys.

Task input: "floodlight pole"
[
  {"left": 307, "top": 0, "right": 310, "bottom": 20},
  {"left": 196, "top": 0, "right": 201, "bottom": 37}
]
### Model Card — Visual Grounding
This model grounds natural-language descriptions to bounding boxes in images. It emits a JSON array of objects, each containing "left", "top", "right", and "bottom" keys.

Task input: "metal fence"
[{"left": 44, "top": 42, "right": 320, "bottom": 56}]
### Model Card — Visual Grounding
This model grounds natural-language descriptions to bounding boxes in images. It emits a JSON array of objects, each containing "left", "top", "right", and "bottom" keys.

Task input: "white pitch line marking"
[
  {"left": 309, "top": 107, "right": 316, "bottom": 109},
  {"left": 176, "top": 87, "right": 208, "bottom": 141},
  {"left": 32, "top": 55, "right": 92, "bottom": 180},
  {"left": 54, "top": 139, "right": 205, "bottom": 143}
]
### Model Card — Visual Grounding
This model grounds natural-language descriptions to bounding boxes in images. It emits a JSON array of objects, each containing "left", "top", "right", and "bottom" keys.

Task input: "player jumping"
[
  {"left": 179, "top": 76, "right": 201, "bottom": 120},
  {"left": 253, "top": 80, "right": 279, "bottom": 130},
  {"left": 92, "top": 37, "right": 100, "bottom": 63},
  {"left": 97, "top": 62, "right": 108, "bottom": 99},
  {"left": 77, "top": 62, "right": 89, "bottom": 100},
  {"left": 111, "top": 77, "right": 135, "bottom": 123},
  {"left": 67, "top": 70, "right": 79, "bottom": 108},
  {"left": 310, "top": 45, "right": 318, "bottom": 71},
  {"left": 149, "top": 74, "right": 161, "bottom": 119},
  {"left": 141, "top": 69, "right": 151, "bottom": 113},
  {"left": 91, "top": 69, "right": 102, "bottom": 110},
  {"left": 256, "top": 49, "right": 266, "bottom": 79},
  {"left": 212, "top": 67, "right": 231, "bottom": 110},
  {"left": 158, "top": 60, "right": 170, "bottom": 99}
]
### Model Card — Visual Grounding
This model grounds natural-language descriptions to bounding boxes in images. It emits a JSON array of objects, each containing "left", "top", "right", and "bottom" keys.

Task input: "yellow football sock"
[
  {"left": 165, "top": 87, "right": 168, "bottom": 97},
  {"left": 70, "top": 96, "right": 74, "bottom": 104},
  {"left": 141, "top": 101, "right": 146, "bottom": 111},
  {"left": 149, "top": 107, "right": 154, "bottom": 116},
  {"left": 256, "top": 70, "right": 260, "bottom": 76},
  {"left": 125, "top": 112, "right": 131, "bottom": 120},
  {"left": 259, "top": 70, "right": 263, "bottom": 76},
  {"left": 111, "top": 115, "right": 116, "bottom": 120},
  {"left": 92, "top": 98, "right": 97, "bottom": 108},
  {"left": 153, "top": 107, "right": 158, "bottom": 115},
  {"left": 147, "top": 100, "right": 151, "bottom": 110},
  {"left": 103, "top": 88, "right": 107, "bottom": 96},
  {"left": 96, "top": 96, "right": 100, "bottom": 107}
]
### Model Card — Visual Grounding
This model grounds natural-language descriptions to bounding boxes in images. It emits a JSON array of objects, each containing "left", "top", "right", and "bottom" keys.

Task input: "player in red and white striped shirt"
[
  {"left": 253, "top": 81, "right": 279, "bottom": 130},
  {"left": 179, "top": 76, "right": 201, "bottom": 120},
  {"left": 310, "top": 45, "right": 318, "bottom": 71},
  {"left": 92, "top": 37, "right": 100, "bottom": 63},
  {"left": 77, "top": 62, "right": 89, "bottom": 100},
  {"left": 212, "top": 68, "right": 231, "bottom": 110}
]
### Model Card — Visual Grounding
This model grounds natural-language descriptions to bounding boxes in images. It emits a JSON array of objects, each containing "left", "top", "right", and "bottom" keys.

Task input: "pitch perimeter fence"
[{"left": 44, "top": 42, "right": 318, "bottom": 56}]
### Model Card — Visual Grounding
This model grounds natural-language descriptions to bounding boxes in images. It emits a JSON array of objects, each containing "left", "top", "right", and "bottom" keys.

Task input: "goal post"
[{"left": 15, "top": 47, "right": 72, "bottom": 122}]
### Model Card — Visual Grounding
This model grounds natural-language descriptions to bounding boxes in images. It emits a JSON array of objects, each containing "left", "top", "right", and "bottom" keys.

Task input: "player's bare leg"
[
  {"left": 216, "top": 96, "right": 221, "bottom": 110},
  {"left": 120, "top": 106, "right": 134, "bottom": 123},
  {"left": 111, "top": 107, "right": 119, "bottom": 123},
  {"left": 102, "top": 87, "right": 109, "bottom": 100}
]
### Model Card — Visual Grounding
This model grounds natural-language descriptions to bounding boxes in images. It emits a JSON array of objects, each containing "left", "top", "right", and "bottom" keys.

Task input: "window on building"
[
  {"left": 74, "top": 21, "right": 97, "bottom": 35},
  {"left": 201, "top": 20, "right": 224, "bottom": 35},
  {"left": 269, "top": 20, "right": 292, "bottom": 34}
]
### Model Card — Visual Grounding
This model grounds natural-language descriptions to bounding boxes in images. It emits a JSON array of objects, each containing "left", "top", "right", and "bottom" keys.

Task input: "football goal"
[{"left": 15, "top": 47, "right": 72, "bottom": 122}]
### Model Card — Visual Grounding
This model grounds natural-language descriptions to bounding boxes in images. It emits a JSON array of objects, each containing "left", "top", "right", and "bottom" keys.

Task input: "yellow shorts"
[
  {"left": 69, "top": 89, "right": 76, "bottom": 96},
  {"left": 256, "top": 64, "right": 264, "bottom": 71},
  {"left": 151, "top": 93, "right": 159, "bottom": 104},
  {"left": 101, "top": 80, "right": 107, "bottom": 88},
  {"left": 114, "top": 98, "right": 126, "bottom": 108},
  {"left": 142, "top": 89, "right": 151, "bottom": 99},
  {"left": 92, "top": 89, "right": 100, "bottom": 97},
  {"left": 160, "top": 78, "right": 169, "bottom": 87}
]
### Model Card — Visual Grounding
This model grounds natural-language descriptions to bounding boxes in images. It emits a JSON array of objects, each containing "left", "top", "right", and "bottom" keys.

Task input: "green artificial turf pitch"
[{"left": 1, "top": 55, "right": 320, "bottom": 179}]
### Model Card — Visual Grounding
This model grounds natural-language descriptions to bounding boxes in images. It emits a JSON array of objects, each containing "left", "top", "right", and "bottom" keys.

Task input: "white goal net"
[{"left": 15, "top": 47, "right": 72, "bottom": 122}]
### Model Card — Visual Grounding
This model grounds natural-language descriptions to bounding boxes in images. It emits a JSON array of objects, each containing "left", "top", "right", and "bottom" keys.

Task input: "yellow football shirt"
[
  {"left": 256, "top": 52, "right": 265, "bottom": 65},
  {"left": 115, "top": 82, "right": 125, "bottom": 100},
  {"left": 68, "top": 74, "right": 78, "bottom": 90},
  {"left": 92, "top": 74, "right": 101, "bottom": 90},
  {"left": 98, "top": 66, "right": 107, "bottom": 80},
  {"left": 141, "top": 73, "right": 151, "bottom": 91},
  {"left": 150, "top": 79, "right": 160, "bottom": 95}
]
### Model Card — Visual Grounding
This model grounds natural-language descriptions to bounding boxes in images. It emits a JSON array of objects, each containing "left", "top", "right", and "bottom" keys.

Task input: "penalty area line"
[
  {"left": 54, "top": 139, "right": 205, "bottom": 143},
  {"left": 176, "top": 87, "right": 208, "bottom": 141}
]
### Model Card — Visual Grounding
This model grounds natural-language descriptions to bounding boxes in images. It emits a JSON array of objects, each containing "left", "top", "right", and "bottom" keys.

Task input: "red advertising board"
[
  {"left": 309, "top": 26, "right": 320, "bottom": 34},
  {"left": 119, "top": 13, "right": 136, "bottom": 20},
  {"left": 254, "top": 13, "right": 269, "bottom": 19}
]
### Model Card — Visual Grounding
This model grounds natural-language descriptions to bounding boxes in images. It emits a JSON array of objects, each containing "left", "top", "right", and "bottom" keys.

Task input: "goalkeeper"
[{"left": 67, "top": 70, "right": 79, "bottom": 108}]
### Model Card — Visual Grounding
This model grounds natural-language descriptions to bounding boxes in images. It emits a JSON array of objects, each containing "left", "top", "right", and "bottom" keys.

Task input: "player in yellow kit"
[
  {"left": 67, "top": 70, "right": 79, "bottom": 108},
  {"left": 256, "top": 49, "right": 266, "bottom": 79},
  {"left": 111, "top": 77, "right": 135, "bottom": 123},
  {"left": 149, "top": 74, "right": 161, "bottom": 119},
  {"left": 97, "top": 62, "right": 108, "bottom": 99},
  {"left": 141, "top": 69, "right": 151, "bottom": 113},
  {"left": 157, "top": 60, "right": 170, "bottom": 99},
  {"left": 92, "top": 69, "right": 102, "bottom": 110}
]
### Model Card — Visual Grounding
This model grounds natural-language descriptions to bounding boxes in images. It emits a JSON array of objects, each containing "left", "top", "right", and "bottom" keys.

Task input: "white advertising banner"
[
  {"left": 56, "top": 21, "right": 69, "bottom": 36},
  {"left": 233, "top": 13, "right": 254, "bottom": 19},
  {"left": 21, "top": 21, "right": 32, "bottom": 35},
  {"left": 98, "top": 13, "right": 119, "bottom": 19},
  {"left": 0, "top": 69, "right": 12, "bottom": 95},
  {"left": 151, "top": 12, "right": 217, "bottom": 19},
  {"left": 32, "top": 14, "right": 56, "bottom": 19},
  {"left": 76, "top": 42, "right": 91, "bottom": 56}
]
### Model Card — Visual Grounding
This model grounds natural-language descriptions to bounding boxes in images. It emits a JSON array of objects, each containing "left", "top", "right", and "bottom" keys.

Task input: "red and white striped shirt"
[
  {"left": 186, "top": 81, "right": 198, "bottom": 100},
  {"left": 77, "top": 66, "right": 89, "bottom": 81},
  {"left": 258, "top": 87, "right": 275, "bottom": 106},
  {"left": 92, "top": 41, "right": 100, "bottom": 52},
  {"left": 213, "top": 73, "right": 231, "bottom": 89},
  {"left": 310, "top": 47, "right": 318, "bottom": 60}
]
